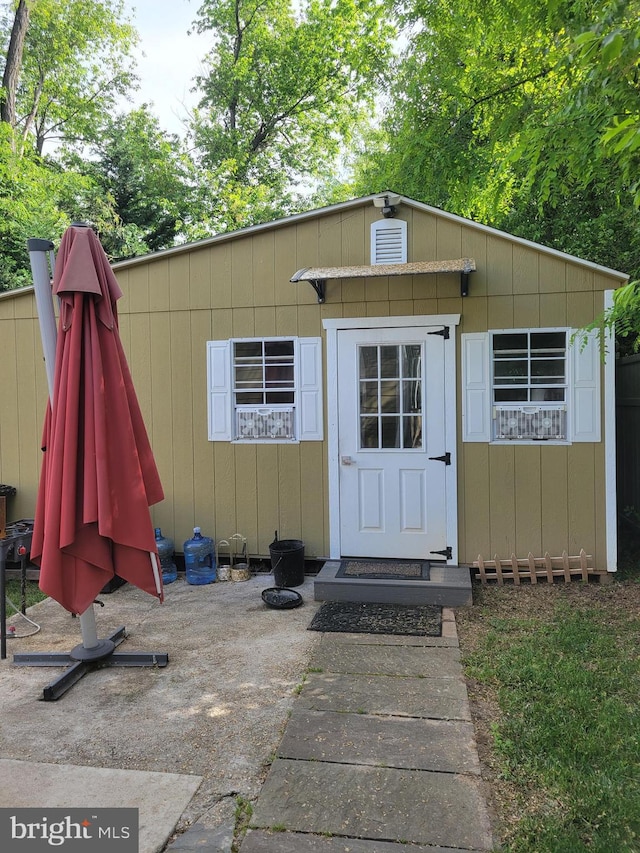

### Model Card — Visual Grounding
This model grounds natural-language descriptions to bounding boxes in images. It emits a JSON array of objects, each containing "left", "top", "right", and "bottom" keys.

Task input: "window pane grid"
[
  {"left": 233, "top": 340, "right": 295, "bottom": 406},
  {"left": 358, "top": 344, "right": 423, "bottom": 450},
  {"left": 492, "top": 331, "right": 567, "bottom": 404}
]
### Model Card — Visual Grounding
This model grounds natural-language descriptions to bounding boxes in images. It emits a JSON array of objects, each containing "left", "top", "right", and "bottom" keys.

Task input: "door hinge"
[
  {"left": 428, "top": 452, "right": 451, "bottom": 465},
  {"left": 431, "top": 546, "right": 452, "bottom": 560},
  {"left": 428, "top": 326, "right": 450, "bottom": 339}
]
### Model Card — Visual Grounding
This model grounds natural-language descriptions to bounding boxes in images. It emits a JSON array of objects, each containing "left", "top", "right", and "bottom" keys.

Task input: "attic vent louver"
[{"left": 371, "top": 219, "right": 407, "bottom": 265}]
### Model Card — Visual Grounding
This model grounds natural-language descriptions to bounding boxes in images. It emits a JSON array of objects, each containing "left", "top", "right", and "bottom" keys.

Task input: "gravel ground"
[{"left": 0, "top": 573, "right": 321, "bottom": 836}]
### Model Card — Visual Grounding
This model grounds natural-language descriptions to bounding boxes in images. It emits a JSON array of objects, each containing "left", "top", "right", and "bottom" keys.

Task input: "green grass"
[
  {"left": 4, "top": 579, "right": 47, "bottom": 614},
  {"left": 461, "top": 588, "right": 640, "bottom": 852}
]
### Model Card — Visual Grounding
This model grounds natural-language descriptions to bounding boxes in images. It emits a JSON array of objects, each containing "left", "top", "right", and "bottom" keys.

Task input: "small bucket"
[
  {"left": 269, "top": 534, "right": 305, "bottom": 588},
  {"left": 230, "top": 533, "right": 250, "bottom": 581},
  {"left": 216, "top": 539, "right": 231, "bottom": 582}
]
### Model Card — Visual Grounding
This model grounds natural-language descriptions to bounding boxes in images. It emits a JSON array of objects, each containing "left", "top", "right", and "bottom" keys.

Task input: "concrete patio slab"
[
  {"left": 278, "top": 709, "right": 481, "bottom": 774},
  {"left": 0, "top": 758, "right": 202, "bottom": 853},
  {"left": 250, "top": 758, "right": 493, "bottom": 850},
  {"left": 297, "top": 671, "right": 471, "bottom": 719},
  {"left": 310, "top": 639, "right": 463, "bottom": 678}
]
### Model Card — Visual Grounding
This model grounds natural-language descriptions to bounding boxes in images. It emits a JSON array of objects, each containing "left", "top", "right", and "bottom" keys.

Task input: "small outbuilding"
[{"left": 0, "top": 193, "right": 626, "bottom": 587}]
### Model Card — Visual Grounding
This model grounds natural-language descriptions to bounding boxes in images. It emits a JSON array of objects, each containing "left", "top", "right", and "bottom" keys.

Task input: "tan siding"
[
  {"left": 0, "top": 200, "right": 621, "bottom": 565},
  {"left": 488, "top": 446, "right": 516, "bottom": 556},
  {"left": 514, "top": 448, "right": 542, "bottom": 556}
]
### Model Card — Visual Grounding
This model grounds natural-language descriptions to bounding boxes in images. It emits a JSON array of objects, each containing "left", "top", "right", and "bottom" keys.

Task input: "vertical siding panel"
[
  {"left": 190, "top": 249, "right": 211, "bottom": 310},
  {"left": 299, "top": 441, "right": 325, "bottom": 557},
  {"left": 412, "top": 274, "right": 437, "bottom": 302},
  {"left": 486, "top": 236, "right": 513, "bottom": 295},
  {"left": 540, "top": 446, "right": 569, "bottom": 555},
  {"left": 277, "top": 445, "right": 302, "bottom": 539},
  {"left": 411, "top": 210, "right": 438, "bottom": 260},
  {"left": 318, "top": 213, "right": 343, "bottom": 265},
  {"left": 127, "top": 264, "right": 150, "bottom": 314},
  {"left": 514, "top": 447, "right": 542, "bottom": 555},
  {"left": 567, "top": 290, "right": 596, "bottom": 328},
  {"left": 168, "top": 255, "right": 190, "bottom": 312},
  {"left": 232, "top": 239, "right": 253, "bottom": 308},
  {"left": 539, "top": 255, "right": 566, "bottom": 293},
  {"left": 461, "top": 228, "right": 488, "bottom": 296},
  {"left": 0, "top": 313, "right": 19, "bottom": 492},
  {"left": 191, "top": 310, "right": 214, "bottom": 531},
  {"left": 489, "top": 446, "right": 516, "bottom": 557},
  {"left": 211, "top": 243, "right": 233, "bottom": 309},
  {"left": 256, "top": 445, "right": 279, "bottom": 554},
  {"left": 297, "top": 305, "right": 321, "bottom": 337},
  {"left": 234, "top": 445, "right": 258, "bottom": 546},
  {"left": 435, "top": 219, "right": 462, "bottom": 298},
  {"left": 460, "top": 297, "right": 488, "bottom": 333},
  {"left": 567, "top": 264, "right": 594, "bottom": 293},
  {"left": 389, "top": 274, "right": 413, "bottom": 303},
  {"left": 212, "top": 307, "right": 233, "bottom": 340},
  {"left": 513, "top": 245, "right": 539, "bottom": 295},
  {"left": 341, "top": 210, "right": 365, "bottom": 303},
  {"left": 296, "top": 221, "right": 320, "bottom": 305},
  {"left": 232, "top": 307, "right": 255, "bottom": 338},
  {"left": 213, "top": 443, "right": 236, "bottom": 543},
  {"left": 275, "top": 304, "right": 298, "bottom": 336},
  {"left": 170, "top": 311, "right": 195, "bottom": 540},
  {"left": 149, "top": 312, "right": 174, "bottom": 538},
  {"left": 513, "top": 294, "right": 540, "bottom": 328},
  {"left": 567, "top": 444, "right": 597, "bottom": 556},
  {"left": 364, "top": 275, "right": 389, "bottom": 303},
  {"left": 14, "top": 320, "right": 41, "bottom": 511},
  {"left": 254, "top": 306, "right": 277, "bottom": 337},
  {"left": 413, "top": 297, "right": 439, "bottom": 317},
  {"left": 487, "top": 295, "right": 514, "bottom": 329},
  {"left": 436, "top": 296, "right": 463, "bottom": 318},
  {"left": 127, "top": 313, "right": 152, "bottom": 422},
  {"left": 539, "top": 292, "right": 567, "bottom": 327},
  {"left": 275, "top": 226, "right": 298, "bottom": 307},
  {"left": 252, "top": 231, "right": 275, "bottom": 308},
  {"left": 147, "top": 258, "right": 170, "bottom": 312},
  {"left": 460, "top": 443, "right": 491, "bottom": 563}
]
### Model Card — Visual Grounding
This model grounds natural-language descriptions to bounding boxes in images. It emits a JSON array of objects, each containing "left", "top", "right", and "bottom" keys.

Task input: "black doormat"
[
  {"left": 308, "top": 601, "right": 442, "bottom": 636},
  {"left": 335, "top": 559, "right": 430, "bottom": 581}
]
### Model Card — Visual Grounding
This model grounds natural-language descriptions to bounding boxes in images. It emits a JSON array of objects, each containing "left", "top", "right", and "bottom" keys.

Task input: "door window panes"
[{"left": 358, "top": 344, "right": 423, "bottom": 449}]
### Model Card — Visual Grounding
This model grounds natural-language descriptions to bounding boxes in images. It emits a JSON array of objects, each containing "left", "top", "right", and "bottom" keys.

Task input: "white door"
[{"left": 337, "top": 326, "right": 449, "bottom": 559}]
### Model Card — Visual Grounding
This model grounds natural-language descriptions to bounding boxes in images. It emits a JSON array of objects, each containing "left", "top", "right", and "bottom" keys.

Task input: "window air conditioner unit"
[
  {"left": 235, "top": 407, "right": 295, "bottom": 440},
  {"left": 494, "top": 406, "right": 566, "bottom": 440}
]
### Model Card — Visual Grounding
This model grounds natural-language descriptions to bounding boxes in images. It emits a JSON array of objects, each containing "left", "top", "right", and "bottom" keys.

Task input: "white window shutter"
[
  {"left": 570, "top": 330, "right": 601, "bottom": 442},
  {"left": 370, "top": 219, "right": 407, "bottom": 264},
  {"left": 296, "top": 337, "right": 323, "bottom": 441},
  {"left": 462, "top": 332, "right": 491, "bottom": 442},
  {"left": 207, "top": 340, "right": 232, "bottom": 441}
]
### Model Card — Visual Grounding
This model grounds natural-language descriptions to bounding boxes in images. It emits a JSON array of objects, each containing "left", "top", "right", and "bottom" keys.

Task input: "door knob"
[{"left": 341, "top": 455, "right": 355, "bottom": 465}]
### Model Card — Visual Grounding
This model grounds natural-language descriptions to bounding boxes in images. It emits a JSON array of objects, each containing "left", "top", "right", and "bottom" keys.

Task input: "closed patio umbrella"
[
  {"left": 15, "top": 225, "right": 168, "bottom": 700},
  {"left": 31, "top": 224, "right": 164, "bottom": 614}
]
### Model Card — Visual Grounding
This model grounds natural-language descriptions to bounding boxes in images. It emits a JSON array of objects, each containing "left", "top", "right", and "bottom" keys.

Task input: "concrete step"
[{"left": 313, "top": 561, "right": 472, "bottom": 607}]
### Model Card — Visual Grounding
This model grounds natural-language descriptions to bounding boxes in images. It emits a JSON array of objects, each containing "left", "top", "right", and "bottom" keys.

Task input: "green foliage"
[
  {"left": 6, "top": 0, "right": 138, "bottom": 153},
  {"left": 190, "top": 0, "right": 395, "bottom": 229},
  {"left": 465, "top": 598, "right": 640, "bottom": 851}
]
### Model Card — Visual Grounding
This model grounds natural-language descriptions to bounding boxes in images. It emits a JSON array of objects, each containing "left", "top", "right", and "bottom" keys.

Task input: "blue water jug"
[
  {"left": 184, "top": 527, "right": 216, "bottom": 584},
  {"left": 155, "top": 527, "right": 177, "bottom": 584}
]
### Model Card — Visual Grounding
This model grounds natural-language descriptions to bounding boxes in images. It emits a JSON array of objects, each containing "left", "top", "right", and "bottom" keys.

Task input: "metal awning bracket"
[{"left": 309, "top": 279, "right": 326, "bottom": 303}]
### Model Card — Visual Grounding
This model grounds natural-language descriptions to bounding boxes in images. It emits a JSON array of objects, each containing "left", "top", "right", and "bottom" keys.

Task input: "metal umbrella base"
[{"left": 13, "top": 626, "right": 169, "bottom": 701}]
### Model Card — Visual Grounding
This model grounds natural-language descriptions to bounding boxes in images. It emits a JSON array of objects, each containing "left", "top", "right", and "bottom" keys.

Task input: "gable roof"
[{"left": 110, "top": 192, "right": 628, "bottom": 282}]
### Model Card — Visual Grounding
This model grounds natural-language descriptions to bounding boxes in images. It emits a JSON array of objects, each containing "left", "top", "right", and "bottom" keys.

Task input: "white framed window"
[
  {"left": 462, "top": 327, "right": 600, "bottom": 444},
  {"left": 207, "top": 336, "right": 323, "bottom": 443}
]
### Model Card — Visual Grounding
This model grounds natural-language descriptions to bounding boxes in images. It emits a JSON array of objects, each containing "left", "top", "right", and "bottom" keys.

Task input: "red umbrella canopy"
[{"left": 31, "top": 225, "right": 165, "bottom": 614}]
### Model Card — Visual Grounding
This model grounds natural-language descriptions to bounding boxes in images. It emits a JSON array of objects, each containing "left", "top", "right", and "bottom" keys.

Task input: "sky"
[{"left": 122, "top": 0, "right": 211, "bottom": 136}]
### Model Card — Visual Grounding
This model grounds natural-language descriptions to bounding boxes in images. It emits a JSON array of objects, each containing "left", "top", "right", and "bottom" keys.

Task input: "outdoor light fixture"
[{"left": 373, "top": 193, "right": 401, "bottom": 218}]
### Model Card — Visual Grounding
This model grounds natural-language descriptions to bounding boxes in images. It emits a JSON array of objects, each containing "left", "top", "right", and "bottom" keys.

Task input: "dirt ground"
[{"left": 0, "top": 573, "right": 322, "bottom": 836}]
